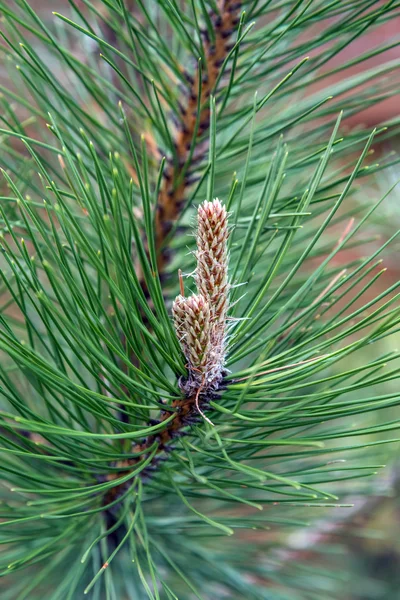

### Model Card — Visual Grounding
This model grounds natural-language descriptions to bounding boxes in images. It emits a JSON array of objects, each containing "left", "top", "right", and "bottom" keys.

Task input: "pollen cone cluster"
[{"left": 173, "top": 199, "right": 229, "bottom": 395}]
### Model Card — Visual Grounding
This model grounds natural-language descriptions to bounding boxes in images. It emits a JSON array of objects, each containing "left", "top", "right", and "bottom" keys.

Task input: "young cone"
[
  {"left": 195, "top": 199, "right": 230, "bottom": 323},
  {"left": 196, "top": 199, "right": 230, "bottom": 379},
  {"left": 173, "top": 199, "right": 230, "bottom": 396},
  {"left": 172, "top": 293, "right": 213, "bottom": 391}
]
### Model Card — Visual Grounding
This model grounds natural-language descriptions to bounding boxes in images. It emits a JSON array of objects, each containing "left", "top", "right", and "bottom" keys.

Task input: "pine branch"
[{"left": 0, "top": 1, "right": 400, "bottom": 597}]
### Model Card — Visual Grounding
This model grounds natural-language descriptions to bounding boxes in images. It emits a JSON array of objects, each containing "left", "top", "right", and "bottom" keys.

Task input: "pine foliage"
[{"left": 0, "top": 1, "right": 399, "bottom": 598}]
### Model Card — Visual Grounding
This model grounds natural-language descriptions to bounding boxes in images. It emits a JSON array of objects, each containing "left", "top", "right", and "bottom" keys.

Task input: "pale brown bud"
[
  {"left": 173, "top": 294, "right": 212, "bottom": 389},
  {"left": 195, "top": 199, "right": 229, "bottom": 379},
  {"left": 195, "top": 199, "right": 229, "bottom": 325},
  {"left": 173, "top": 199, "right": 230, "bottom": 398}
]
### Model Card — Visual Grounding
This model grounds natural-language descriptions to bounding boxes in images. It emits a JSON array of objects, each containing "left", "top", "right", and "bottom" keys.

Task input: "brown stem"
[
  {"left": 105, "top": 388, "right": 215, "bottom": 503},
  {"left": 154, "top": 0, "right": 242, "bottom": 274}
]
